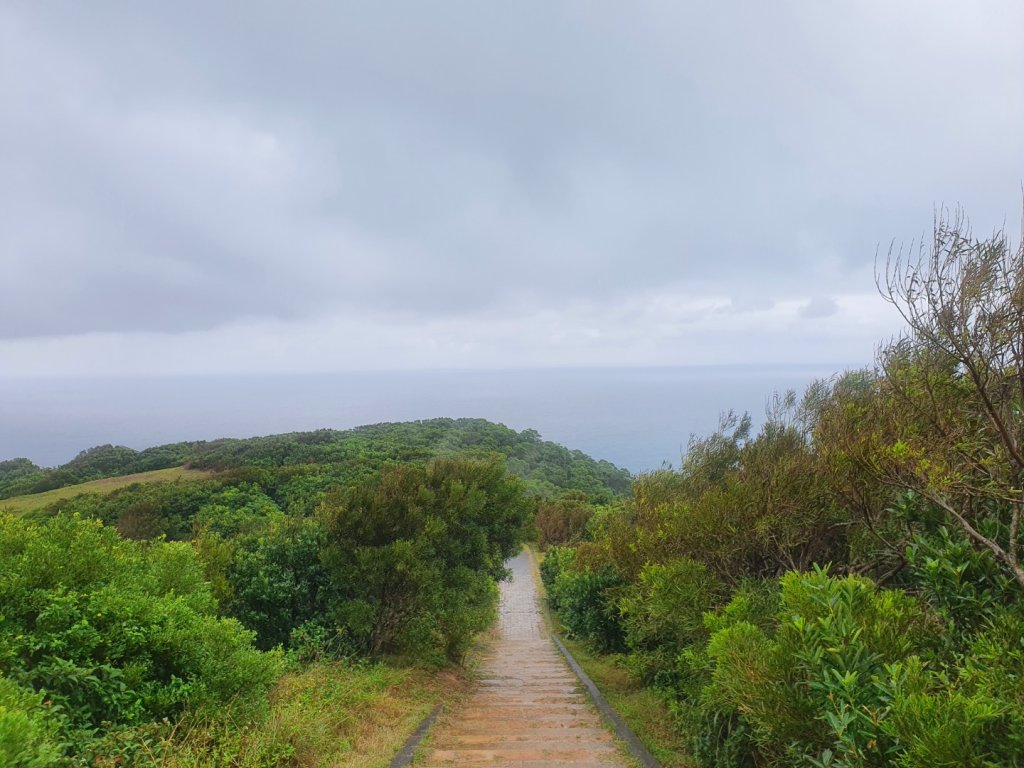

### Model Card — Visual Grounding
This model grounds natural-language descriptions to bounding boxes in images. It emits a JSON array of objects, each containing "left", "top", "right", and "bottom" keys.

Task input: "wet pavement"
[{"left": 420, "top": 550, "right": 626, "bottom": 767}]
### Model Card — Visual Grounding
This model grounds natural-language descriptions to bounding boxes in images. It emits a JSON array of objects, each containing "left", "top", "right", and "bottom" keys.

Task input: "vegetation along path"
[{"left": 422, "top": 550, "right": 626, "bottom": 767}]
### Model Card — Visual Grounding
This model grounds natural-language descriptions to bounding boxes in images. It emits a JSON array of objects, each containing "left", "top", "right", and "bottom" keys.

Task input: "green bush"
[
  {"left": 609, "top": 562, "right": 1024, "bottom": 768},
  {"left": 664, "top": 579, "right": 780, "bottom": 768},
  {"left": 320, "top": 458, "right": 530, "bottom": 662},
  {"left": 193, "top": 484, "right": 284, "bottom": 538},
  {"left": 904, "top": 526, "right": 1024, "bottom": 637},
  {"left": 882, "top": 659, "right": 1007, "bottom": 768},
  {"left": 549, "top": 566, "right": 626, "bottom": 653},
  {"left": 539, "top": 546, "right": 577, "bottom": 601},
  {"left": 0, "top": 675, "right": 64, "bottom": 768},
  {"left": 619, "top": 558, "right": 724, "bottom": 686},
  {"left": 0, "top": 512, "right": 281, "bottom": 761},
  {"left": 952, "top": 609, "right": 1024, "bottom": 761},
  {"left": 703, "top": 570, "right": 932, "bottom": 766},
  {"left": 703, "top": 578, "right": 780, "bottom": 636},
  {"left": 223, "top": 517, "right": 328, "bottom": 650}
]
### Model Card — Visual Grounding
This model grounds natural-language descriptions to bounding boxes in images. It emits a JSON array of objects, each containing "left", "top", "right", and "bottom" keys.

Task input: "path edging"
[
  {"left": 527, "top": 544, "right": 661, "bottom": 768},
  {"left": 552, "top": 633, "right": 662, "bottom": 768},
  {"left": 393, "top": 547, "right": 661, "bottom": 767},
  {"left": 389, "top": 703, "right": 443, "bottom": 768}
]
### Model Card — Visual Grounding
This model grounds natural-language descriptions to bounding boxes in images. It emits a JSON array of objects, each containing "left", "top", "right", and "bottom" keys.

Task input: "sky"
[{"left": 1, "top": 1, "right": 1022, "bottom": 376}]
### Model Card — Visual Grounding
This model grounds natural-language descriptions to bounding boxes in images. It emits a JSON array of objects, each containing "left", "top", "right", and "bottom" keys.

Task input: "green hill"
[
  {"left": 0, "top": 418, "right": 630, "bottom": 502},
  {"left": 0, "top": 467, "right": 212, "bottom": 515}
]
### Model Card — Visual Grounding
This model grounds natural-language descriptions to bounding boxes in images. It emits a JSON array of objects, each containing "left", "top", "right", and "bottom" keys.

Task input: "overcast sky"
[{"left": 2, "top": 1, "right": 1022, "bottom": 376}]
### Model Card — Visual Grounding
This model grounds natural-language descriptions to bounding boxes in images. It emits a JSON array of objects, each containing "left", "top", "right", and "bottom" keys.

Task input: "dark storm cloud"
[{"left": 1, "top": 1, "right": 1021, "bottom": 342}]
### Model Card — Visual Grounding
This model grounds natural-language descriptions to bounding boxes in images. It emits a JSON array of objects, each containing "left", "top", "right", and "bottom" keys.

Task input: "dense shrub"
[
  {"left": 223, "top": 517, "right": 329, "bottom": 650},
  {"left": 701, "top": 569, "right": 975, "bottom": 768},
  {"left": 549, "top": 565, "right": 626, "bottom": 653},
  {"left": 0, "top": 675, "right": 63, "bottom": 767},
  {"left": 904, "top": 525, "right": 1024, "bottom": 636},
  {"left": 539, "top": 545, "right": 576, "bottom": 599},
  {"left": 193, "top": 484, "right": 284, "bottom": 538},
  {"left": 51, "top": 478, "right": 226, "bottom": 540},
  {"left": 619, "top": 558, "right": 724, "bottom": 686},
  {"left": 0, "top": 512, "right": 280, "bottom": 762},
  {"left": 320, "top": 458, "right": 530, "bottom": 662},
  {"left": 535, "top": 496, "right": 594, "bottom": 549}
]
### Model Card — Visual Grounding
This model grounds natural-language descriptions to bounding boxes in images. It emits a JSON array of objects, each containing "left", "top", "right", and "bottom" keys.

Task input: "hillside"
[
  {"left": 0, "top": 417, "right": 631, "bottom": 502},
  {"left": 0, "top": 467, "right": 212, "bottom": 515}
]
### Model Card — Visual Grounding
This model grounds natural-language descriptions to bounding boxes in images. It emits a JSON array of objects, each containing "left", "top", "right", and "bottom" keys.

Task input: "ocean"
[{"left": 0, "top": 365, "right": 857, "bottom": 472}]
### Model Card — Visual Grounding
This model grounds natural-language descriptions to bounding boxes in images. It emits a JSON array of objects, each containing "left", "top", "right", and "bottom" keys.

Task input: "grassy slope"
[
  {"left": 0, "top": 467, "right": 211, "bottom": 514},
  {"left": 559, "top": 637, "right": 695, "bottom": 768},
  {"left": 529, "top": 546, "right": 694, "bottom": 768},
  {"left": 162, "top": 661, "right": 468, "bottom": 767}
]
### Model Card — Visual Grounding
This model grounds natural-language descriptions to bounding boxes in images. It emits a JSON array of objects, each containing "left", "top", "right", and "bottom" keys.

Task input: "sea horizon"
[{"left": 0, "top": 363, "right": 865, "bottom": 472}]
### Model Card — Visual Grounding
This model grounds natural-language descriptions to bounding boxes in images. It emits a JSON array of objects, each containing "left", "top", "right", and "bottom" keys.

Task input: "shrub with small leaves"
[
  {"left": 0, "top": 512, "right": 281, "bottom": 762},
  {"left": 619, "top": 557, "right": 724, "bottom": 686},
  {"left": 549, "top": 565, "right": 626, "bottom": 653},
  {"left": 703, "top": 568, "right": 945, "bottom": 768}
]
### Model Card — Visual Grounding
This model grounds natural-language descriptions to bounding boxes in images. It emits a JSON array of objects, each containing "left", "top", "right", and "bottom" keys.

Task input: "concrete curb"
[
  {"left": 389, "top": 703, "right": 443, "bottom": 768},
  {"left": 552, "top": 633, "right": 662, "bottom": 768},
  {"left": 526, "top": 544, "right": 661, "bottom": 766}
]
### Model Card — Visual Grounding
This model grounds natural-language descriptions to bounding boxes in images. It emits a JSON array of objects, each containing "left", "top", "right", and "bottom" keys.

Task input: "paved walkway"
[{"left": 420, "top": 550, "right": 625, "bottom": 767}]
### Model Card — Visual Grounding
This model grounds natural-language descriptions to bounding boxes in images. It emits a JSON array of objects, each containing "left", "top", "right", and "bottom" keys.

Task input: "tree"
[
  {"left": 877, "top": 206, "right": 1024, "bottom": 587},
  {"left": 535, "top": 495, "right": 594, "bottom": 549},
  {"left": 319, "top": 458, "right": 532, "bottom": 658}
]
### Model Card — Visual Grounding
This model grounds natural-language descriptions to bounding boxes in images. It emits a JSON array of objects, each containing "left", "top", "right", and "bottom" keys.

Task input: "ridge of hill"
[{"left": 0, "top": 417, "right": 631, "bottom": 502}]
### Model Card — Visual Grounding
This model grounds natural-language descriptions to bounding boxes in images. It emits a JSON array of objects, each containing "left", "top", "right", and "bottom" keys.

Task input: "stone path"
[{"left": 420, "top": 550, "right": 626, "bottom": 767}]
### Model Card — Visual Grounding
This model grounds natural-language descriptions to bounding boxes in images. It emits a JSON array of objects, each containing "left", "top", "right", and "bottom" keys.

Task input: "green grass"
[
  {"left": 160, "top": 660, "right": 468, "bottom": 768},
  {"left": 529, "top": 546, "right": 695, "bottom": 768},
  {"left": 560, "top": 638, "right": 695, "bottom": 768},
  {"left": 0, "top": 467, "right": 211, "bottom": 514}
]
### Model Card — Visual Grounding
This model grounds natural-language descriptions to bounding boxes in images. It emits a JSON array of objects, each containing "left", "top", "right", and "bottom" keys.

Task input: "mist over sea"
[{"left": 0, "top": 366, "right": 859, "bottom": 472}]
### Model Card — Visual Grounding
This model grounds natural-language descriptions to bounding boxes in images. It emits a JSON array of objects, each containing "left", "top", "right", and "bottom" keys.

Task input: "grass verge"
[
  {"left": 558, "top": 637, "right": 694, "bottom": 768},
  {"left": 159, "top": 660, "right": 468, "bottom": 768},
  {"left": 0, "top": 467, "right": 211, "bottom": 514},
  {"left": 529, "top": 545, "right": 694, "bottom": 768}
]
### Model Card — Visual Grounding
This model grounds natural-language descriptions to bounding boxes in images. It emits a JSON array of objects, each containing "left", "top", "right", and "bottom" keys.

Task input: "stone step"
[
  {"left": 421, "top": 551, "right": 626, "bottom": 767},
  {"left": 428, "top": 753, "right": 618, "bottom": 765}
]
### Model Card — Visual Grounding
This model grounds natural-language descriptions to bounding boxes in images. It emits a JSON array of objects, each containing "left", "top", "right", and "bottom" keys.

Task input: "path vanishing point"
[{"left": 421, "top": 550, "right": 628, "bottom": 767}]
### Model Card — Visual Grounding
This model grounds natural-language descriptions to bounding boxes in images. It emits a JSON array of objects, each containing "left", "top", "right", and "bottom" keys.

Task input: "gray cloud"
[
  {"left": 1, "top": 1, "right": 1022, "bottom": 361},
  {"left": 799, "top": 296, "right": 839, "bottom": 319}
]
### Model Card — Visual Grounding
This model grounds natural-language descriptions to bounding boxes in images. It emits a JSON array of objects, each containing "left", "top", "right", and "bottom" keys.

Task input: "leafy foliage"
[
  {"left": 544, "top": 553, "right": 626, "bottom": 653},
  {"left": 619, "top": 558, "right": 724, "bottom": 686},
  {"left": 0, "top": 512, "right": 281, "bottom": 763},
  {"left": 320, "top": 458, "right": 530, "bottom": 662},
  {"left": 704, "top": 569, "right": 944, "bottom": 767},
  {"left": 535, "top": 495, "right": 596, "bottom": 548},
  {"left": 222, "top": 518, "right": 329, "bottom": 651},
  {"left": 0, "top": 675, "right": 63, "bottom": 768},
  {"left": 539, "top": 204, "right": 1024, "bottom": 768}
]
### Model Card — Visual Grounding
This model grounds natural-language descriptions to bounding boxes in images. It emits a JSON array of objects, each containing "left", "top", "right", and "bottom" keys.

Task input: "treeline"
[
  {"left": 0, "top": 456, "right": 535, "bottom": 765},
  {"left": 0, "top": 418, "right": 630, "bottom": 502},
  {"left": 541, "top": 210, "right": 1024, "bottom": 767}
]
